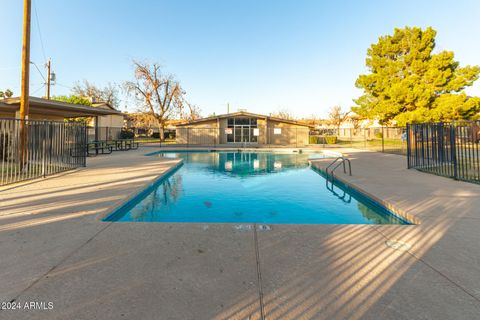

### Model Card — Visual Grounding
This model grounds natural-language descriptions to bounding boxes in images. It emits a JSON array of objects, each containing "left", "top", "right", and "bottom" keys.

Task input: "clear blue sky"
[{"left": 1, "top": 0, "right": 480, "bottom": 118}]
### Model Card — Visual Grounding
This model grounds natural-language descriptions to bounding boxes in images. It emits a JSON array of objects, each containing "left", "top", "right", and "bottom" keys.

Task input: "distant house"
[
  {"left": 176, "top": 111, "right": 312, "bottom": 146},
  {"left": 310, "top": 112, "right": 395, "bottom": 138},
  {"left": 90, "top": 102, "right": 125, "bottom": 128}
]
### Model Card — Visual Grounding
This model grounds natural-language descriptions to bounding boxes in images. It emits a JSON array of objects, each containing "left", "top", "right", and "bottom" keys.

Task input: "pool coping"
[
  {"left": 144, "top": 147, "right": 331, "bottom": 156},
  {"left": 309, "top": 159, "right": 421, "bottom": 225},
  {"left": 95, "top": 159, "right": 184, "bottom": 221}
]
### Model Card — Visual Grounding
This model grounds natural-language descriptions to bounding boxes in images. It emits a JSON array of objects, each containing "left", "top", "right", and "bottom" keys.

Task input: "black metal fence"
[
  {"left": 87, "top": 126, "right": 407, "bottom": 154},
  {"left": 407, "top": 121, "right": 480, "bottom": 184},
  {"left": 166, "top": 127, "right": 312, "bottom": 147},
  {"left": 1, "top": 119, "right": 86, "bottom": 186},
  {"left": 89, "top": 126, "right": 313, "bottom": 147},
  {"left": 310, "top": 127, "right": 407, "bottom": 155},
  {"left": 87, "top": 126, "right": 126, "bottom": 142}
]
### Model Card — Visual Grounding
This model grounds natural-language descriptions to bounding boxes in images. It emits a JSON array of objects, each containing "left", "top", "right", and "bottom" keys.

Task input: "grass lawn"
[
  {"left": 134, "top": 138, "right": 177, "bottom": 144},
  {"left": 323, "top": 138, "right": 408, "bottom": 155}
]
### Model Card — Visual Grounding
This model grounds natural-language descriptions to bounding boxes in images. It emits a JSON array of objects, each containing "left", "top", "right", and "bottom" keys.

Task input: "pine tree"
[{"left": 353, "top": 27, "right": 480, "bottom": 125}]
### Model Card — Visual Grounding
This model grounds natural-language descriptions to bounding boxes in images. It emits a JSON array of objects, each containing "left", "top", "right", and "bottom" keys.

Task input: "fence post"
[
  {"left": 350, "top": 128, "right": 353, "bottom": 148},
  {"left": 406, "top": 124, "right": 411, "bottom": 168},
  {"left": 42, "top": 123, "right": 47, "bottom": 177},
  {"left": 94, "top": 123, "right": 99, "bottom": 156},
  {"left": 381, "top": 126, "right": 385, "bottom": 153},
  {"left": 450, "top": 121, "right": 458, "bottom": 180},
  {"left": 295, "top": 128, "right": 298, "bottom": 148},
  {"left": 83, "top": 124, "right": 87, "bottom": 166},
  {"left": 363, "top": 129, "right": 366, "bottom": 149},
  {"left": 84, "top": 125, "right": 87, "bottom": 163}
]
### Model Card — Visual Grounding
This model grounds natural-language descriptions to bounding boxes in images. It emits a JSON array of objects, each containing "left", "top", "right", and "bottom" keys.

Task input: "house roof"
[
  {"left": 92, "top": 102, "right": 117, "bottom": 111},
  {"left": 1, "top": 97, "right": 123, "bottom": 118},
  {"left": 177, "top": 111, "right": 312, "bottom": 127}
]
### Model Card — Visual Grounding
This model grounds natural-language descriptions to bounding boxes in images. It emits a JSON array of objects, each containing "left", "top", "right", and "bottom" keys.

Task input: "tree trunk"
[
  {"left": 159, "top": 125, "right": 165, "bottom": 142},
  {"left": 155, "top": 117, "right": 164, "bottom": 142}
]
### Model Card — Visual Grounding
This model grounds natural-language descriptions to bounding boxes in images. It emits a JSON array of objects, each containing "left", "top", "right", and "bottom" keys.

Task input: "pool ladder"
[
  {"left": 325, "top": 156, "right": 352, "bottom": 203},
  {"left": 325, "top": 156, "right": 352, "bottom": 179}
]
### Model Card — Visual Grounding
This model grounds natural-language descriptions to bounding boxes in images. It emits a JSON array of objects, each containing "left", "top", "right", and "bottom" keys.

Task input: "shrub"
[
  {"left": 374, "top": 131, "right": 383, "bottom": 139},
  {"left": 309, "top": 136, "right": 320, "bottom": 144},
  {"left": 151, "top": 132, "right": 160, "bottom": 139},
  {"left": 120, "top": 129, "right": 134, "bottom": 139},
  {"left": 324, "top": 136, "right": 337, "bottom": 144}
]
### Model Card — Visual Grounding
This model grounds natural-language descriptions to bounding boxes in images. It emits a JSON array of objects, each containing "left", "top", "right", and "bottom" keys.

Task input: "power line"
[
  {"left": 31, "top": 84, "right": 45, "bottom": 95},
  {"left": 30, "top": 61, "right": 46, "bottom": 82},
  {"left": 32, "top": 0, "right": 47, "bottom": 63},
  {"left": 56, "top": 83, "right": 73, "bottom": 89}
]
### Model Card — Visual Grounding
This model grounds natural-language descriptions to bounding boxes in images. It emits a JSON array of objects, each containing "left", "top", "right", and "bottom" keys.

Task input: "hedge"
[{"left": 309, "top": 135, "right": 338, "bottom": 144}]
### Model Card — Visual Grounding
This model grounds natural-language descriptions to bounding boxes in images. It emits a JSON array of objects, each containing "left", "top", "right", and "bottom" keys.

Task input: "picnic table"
[
  {"left": 70, "top": 139, "right": 139, "bottom": 157},
  {"left": 87, "top": 141, "right": 113, "bottom": 156},
  {"left": 105, "top": 139, "right": 139, "bottom": 151}
]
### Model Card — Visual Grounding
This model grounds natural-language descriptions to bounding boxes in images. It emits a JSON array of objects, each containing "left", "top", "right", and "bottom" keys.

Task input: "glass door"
[
  {"left": 226, "top": 117, "right": 258, "bottom": 144},
  {"left": 241, "top": 126, "right": 250, "bottom": 143},
  {"left": 234, "top": 127, "right": 242, "bottom": 142}
]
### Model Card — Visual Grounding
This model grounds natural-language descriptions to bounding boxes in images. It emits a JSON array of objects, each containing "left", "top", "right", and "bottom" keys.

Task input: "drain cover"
[
  {"left": 385, "top": 240, "right": 411, "bottom": 251},
  {"left": 233, "top": 224, "right": 271, "bottom": 231},
  {"left": 257, "top": 225, "right": 271, "bottom": 231},
  {"left": 234, "top": 224, "right": 253, "bottom": 231}
]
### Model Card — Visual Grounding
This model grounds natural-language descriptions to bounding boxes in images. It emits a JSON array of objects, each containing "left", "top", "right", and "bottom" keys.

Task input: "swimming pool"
[{"left": 104, "top": 150, "right": 410, "bottom": 224}]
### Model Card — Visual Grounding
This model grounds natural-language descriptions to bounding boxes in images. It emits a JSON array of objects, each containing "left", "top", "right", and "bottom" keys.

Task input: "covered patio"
[{"left": 0, "top": 96, "right": 123, "bottom": 122}]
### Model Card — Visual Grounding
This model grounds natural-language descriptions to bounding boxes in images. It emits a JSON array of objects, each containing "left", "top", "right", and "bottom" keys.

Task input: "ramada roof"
[
  {"left": 1, "top": 97, "right": 123, "bottom": 118},
  {"left": 177, "top": 111, "right": 312, "bottom": 127}
]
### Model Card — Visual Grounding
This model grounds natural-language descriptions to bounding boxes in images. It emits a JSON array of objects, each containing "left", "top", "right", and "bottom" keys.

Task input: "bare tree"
[
  {"left": 303, "top": 113, "right": 322, "bottom": 127},
  {"left": 328, "top": 105, "right": 351, "bottom": 131},
  {"left": 124, "top": 60, "right": 187, "bottom": 141},
  {"left": 72, "top": 80, "right": 120, "bottom": 109},
  {"left": 124, "top": 112, "right": 159, "bottom": 129},
  {"left": 0, "top": 89, "right": 13, "bottom": 99},
  {"left": 271, "top": 108, "right": 295, "bottom": 120},
  {"left": 179, "top": 102, "right": 202, "bottom": 121}
]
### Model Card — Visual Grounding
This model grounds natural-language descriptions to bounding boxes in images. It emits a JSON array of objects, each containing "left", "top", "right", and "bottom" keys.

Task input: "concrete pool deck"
[{"left": 0, "top": 147, "right": 479, "bottom": 319}]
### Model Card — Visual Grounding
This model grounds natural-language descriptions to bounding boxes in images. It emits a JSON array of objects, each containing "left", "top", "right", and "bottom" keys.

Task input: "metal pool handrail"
[
  {"left": 325, "top": 156, "right": 352, "bottom": 198},
  {"left": 325, "top": 156, "right": 352, "bottom": 178}
]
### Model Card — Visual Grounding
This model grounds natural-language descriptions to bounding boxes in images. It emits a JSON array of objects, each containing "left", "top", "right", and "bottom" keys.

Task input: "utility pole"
[
  {"left": 20, "top": 0, "right": 31, "bottom": 167},
  {"left": 46, "top": 58, "right": 51, "bottom": 99},
  {"left": 20, "top": 0, "right": 31, "bottom": 120}
]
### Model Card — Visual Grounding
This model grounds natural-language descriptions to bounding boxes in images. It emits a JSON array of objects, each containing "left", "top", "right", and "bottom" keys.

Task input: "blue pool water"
[{"left": 104, "top": 151, "right": 409, "bottom": 224}]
